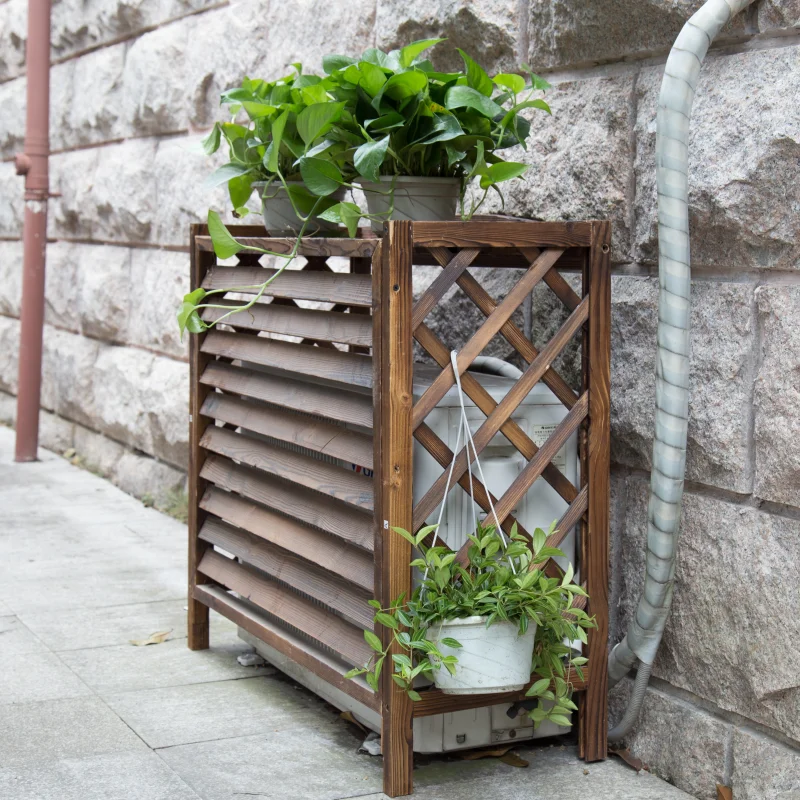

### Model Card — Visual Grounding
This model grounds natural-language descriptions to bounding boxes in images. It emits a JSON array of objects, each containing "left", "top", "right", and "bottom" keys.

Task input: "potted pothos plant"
[
  {"left": 346, "top": 521, "right": 593, "bottom": 728},
  {"left": 201, "top": 69, "right": 353, "bottom": 234},
  {"left": 317, "top": 39, "right": 551, "bottom": 232}
]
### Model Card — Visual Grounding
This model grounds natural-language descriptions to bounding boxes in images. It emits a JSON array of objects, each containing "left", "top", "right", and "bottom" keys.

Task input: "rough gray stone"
[
  {"left": 0, "top": 0, "right": 26, "bottom": 81},
  {"left": 527, "top": 0, "right": 748, "bottom": 71},
  {"left": 481, "top": 73, "right": 635, "bottom": 263},
  {"left": 757, "top": 0, "right": 800, "bottom": 31},
  {"left": 732, "top": 727, "right": 800, "bottom": 800},
  {"left": 375, "top": 0, "right": 519, "bottom": 74},
  {"left": 611, "top": 276, "right": 755, "bottom": 492},
  {"left": 42, "top": 243, "right": 83, "bottom": 333},
  {"left": 0, "top": 317, "right": 20, "bottom": 395},
  {"left": 612, "top": 678, "right": 732, "bottom": 800},
  {"left": 0, "top": 241, "right": 23, "bottom": 317},
  {"left": 754, "top": 286, "right": 800, "bottom": 507},
  {"left": 0, "top": 77, "right": 25, "bottom": 161},
  {"left": 619, "top": 476, "right": 800, "bottom": 742},
  {"left": 0, "top": 162, "right": 24, "bottom": 239},
  {"left": 635, "top": 46, "right": 800, "bottom": 271}
]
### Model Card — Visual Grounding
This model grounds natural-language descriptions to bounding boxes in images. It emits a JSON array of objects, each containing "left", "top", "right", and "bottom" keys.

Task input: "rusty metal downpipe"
[{"left": 14, "top": 0, "right": 52, "bottom": 462}]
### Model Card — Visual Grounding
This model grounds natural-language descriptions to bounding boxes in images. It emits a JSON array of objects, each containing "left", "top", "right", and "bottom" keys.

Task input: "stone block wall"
[{"left": 0, "top": 0, "right": 798, "bottom": 795}]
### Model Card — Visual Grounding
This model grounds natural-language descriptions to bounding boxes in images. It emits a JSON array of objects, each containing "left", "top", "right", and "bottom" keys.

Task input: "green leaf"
[
  {"left": 521, "top": 65, "right": 552, "bottom": 91},
  {"left": 296, "top": 102, "right": 345, "bottom": 147},
  {"left": 500, "top": 99, "right": 552, "bottom": 131},
  {"left": 407, "top": 689, "right": 422, "bottom": 702},
  {"left": 203, "top": 163, "right": 250, "bottom": 190},
  {"left": 440, "top": 637, "right": 462, "bottom": 649},
  {"left": 392, "top": 527, "right": 417, "bottom": 546},
  {"left": 318, "top": 201, "right": 363, "bottom": 238},
  {"left": 457, "top": 48, "right": 493, "bottom": 96},
  {"left": 526, "top": 677, "right": 551, "bottom": 697},
  {"left": 445, "top": 85, "right": 503, "bottom": 118},
  {"left": 298, "top": 156, "right": 344, "bottom": 196},
  {"left": 549, "top": 714, "right": 572, "bottom": 727},
  {"left": 381, "top": 70, "right": 428, "bottom": 104},
  {"left": 343, "top": 667, "right": 364, "bottom": 679},
  {"left": 445, "top": 145, "right": 466, "bottom": 168},
  {"left": 176, "top": 301, "right": 205, "bottom": 337},
  {"left": 265, "top": 110, "right": 289, "bottom": 173},
  {"left": 201, "top": 123, "right": 221, "bottom": 155},
  {"left": 358, "top": 62, "right": 387, "bottom": 97},
  {"left": 494, "top": 73, "right": 526, "bottom": 95},
  {"left": 375, "top": 612, "right": 399, "bottom": 630},
  {"left": 364, "top": 630, "right": 383, "bottom": 652},
  {"left": 207, "top": 210, "right": 242, "bottom": 259},
  {"left": 399, "top": 38, "right": 446, "bottom": 68},
  {"left": 241, "top": 101, "right": 276, "bottom": 119},
  {"left": 414, "top": 523, "right": 439, "bottom": 545},
  {"left": 392, "top": 653, "right": 412, "bottom": 668},
  {"left": 561, "top": 563, "right": 574, "bottom": 588},
  {"left": 478, "top": 161, "right": 528, "bottom": 189},
  {"left": 323, "top": 53, "right": 356, "bottom": 73},
  {"left": 365, "top": 671, "right": 378, "bottom": 690},
  {"left": 420, "top": 113, "right": 464, "bottom": 145},
  {"left": 228, "top": 171, "right": 256, "bottom": 209},
  {"left": 533, "top": 527, "right": 547, "bottom": 555},
  {"left": 354, "top": 135, "right": 389, "bottom": 182}
]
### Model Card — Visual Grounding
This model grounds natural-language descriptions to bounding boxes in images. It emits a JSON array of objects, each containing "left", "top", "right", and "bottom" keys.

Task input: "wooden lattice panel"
[{"left": 188, "top": 220, "right": 611, "bottom": 798}]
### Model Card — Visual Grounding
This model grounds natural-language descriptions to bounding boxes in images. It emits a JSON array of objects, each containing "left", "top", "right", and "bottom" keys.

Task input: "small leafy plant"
[{"left": 346, "top": 521, "right": 593, "bottom": 728}]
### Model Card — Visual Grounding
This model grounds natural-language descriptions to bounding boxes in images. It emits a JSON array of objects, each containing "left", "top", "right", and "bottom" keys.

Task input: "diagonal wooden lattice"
[{"left": 409, "top": 243, "right": 589, "bottom": 575}]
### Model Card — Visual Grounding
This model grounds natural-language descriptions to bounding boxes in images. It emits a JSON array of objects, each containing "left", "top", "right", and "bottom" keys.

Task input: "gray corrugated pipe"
[{"left": 608, "top": 0, "right": 756, "bottom": 742}]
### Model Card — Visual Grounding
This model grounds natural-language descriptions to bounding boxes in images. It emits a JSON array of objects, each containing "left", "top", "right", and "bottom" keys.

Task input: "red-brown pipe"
[{"left": 15, "top": 0, "right": 52, "bottom": 462}]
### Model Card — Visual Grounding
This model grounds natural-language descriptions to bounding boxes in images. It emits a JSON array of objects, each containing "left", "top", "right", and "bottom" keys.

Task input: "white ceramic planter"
[
  {"left": 427, "top": 616, "right": 536, "bottom": 695},
  {"left": 252, "top": 181, "right": 346, "bottom": 235},
  {"left": 356, "top": 176, "right": 461, "bottom": 233}
]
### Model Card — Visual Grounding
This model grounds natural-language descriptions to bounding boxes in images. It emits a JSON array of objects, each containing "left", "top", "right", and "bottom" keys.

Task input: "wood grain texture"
[
  {"left": 194, "top": 235, "right": 377, "bottom": 257},
  {"left": 194, "top": 584, "right": 379, "bottom": 711},
  {"left": 197, "top": 550, "right": 372, "bottom": 667},
  {"left": 411, "top": 247, "right": 480, "bottom": 330},
  {"left": 580, "top": 220, "right": 611, "bottom": 762},
  {"left": 203, "top": 265, "right": 373, "bottom": 307},
  {"left": 201, "top": 300, "right": 372, "bottom": 347},
  {"left": 413, "top": 323, "right": 577, "bottom": 505},
  {"left": 201, "top": 392, "right": 374, "bottom": 469},
  {"left": 412, "top": 248, "right": 565, "bottom": 427},
  {"left": 201, "top": 330, "right": 374, "bottom": 389},
  {"left": 200, "top": 455, "right": 374, "bottom": 551},
  {"left": 188, "top": 226, "right": 212, "bottom": 650},
  {"left": 200, "top": 486, "right": 373, "bottom": 590},
  {"left": 199, "top": 516, "right": 373, "bottom": 628},
  {"left": 200, "top": 426, "right": 374, "bottom": 511},
  {"left": 412, "top": 666, "right": 588, "bottom": 717},
  {"left": 376, "top": 222, "right": 414, "bottom": 797},
  {"left": 411, "top": 220, "right": 593, "bottom": 248},
  {"left": 200, "top": 361, "right": 373, "bottom": 429},
  {"left": 412, "top": 297, "right": 588, "bottom": 526},
  {"left": 427, "top": 248, "right": 578, "bottom": 409}
]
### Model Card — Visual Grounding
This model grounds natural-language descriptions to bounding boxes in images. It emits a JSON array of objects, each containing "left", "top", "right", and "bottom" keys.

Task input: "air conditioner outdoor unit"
[{"left": 237, "top": 360, "right": 579, "bottom": 752}]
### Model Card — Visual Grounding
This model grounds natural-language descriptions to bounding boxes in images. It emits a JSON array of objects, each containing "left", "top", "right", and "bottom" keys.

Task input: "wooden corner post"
[
  {"left": 579, "top": 220, "right": 611, "bottom": 759},
  {"left": 188, "top": 224, "right": 213, "bottom": 650},
  {"left": 374, "top": 221, "right": 415, "bottom": 796}
]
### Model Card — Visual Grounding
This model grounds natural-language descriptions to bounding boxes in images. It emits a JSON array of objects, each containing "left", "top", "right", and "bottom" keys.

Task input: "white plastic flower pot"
[
  {"left": 356, "top": 176, "right": 461, "bottom": 233},
  {"left": 427, "top": 616, "right": 536, "bottom": 695},
  {"left": 251, "top": 181, "right": 346, "bottom": 236}
]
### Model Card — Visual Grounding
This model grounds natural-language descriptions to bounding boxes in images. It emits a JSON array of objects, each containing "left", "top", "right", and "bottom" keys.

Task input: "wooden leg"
[
  {"left": 188, "top": 598, "right": 209, "bottom": 650},
  {"left": 374, "top": 223, "right": 415, "bottom": 796}
]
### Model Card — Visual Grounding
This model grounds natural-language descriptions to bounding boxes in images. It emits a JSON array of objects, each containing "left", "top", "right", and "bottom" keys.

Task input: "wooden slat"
[
  {"left": 197, "top": 550, "right": 371, "bottom": 668},
  {"left": 188, "top": 225, "right": 213, "bottom": 650},
  {"left": 375, "top": 221, "right": 414, "bottom": 797},
  {"left": 200, "top": 485, "right": 373, "bottom": 590},
  {"left": 203, "top": 265, "right": 372, "bottom": 307},
  {"left": 413, "top": 246, "right": 587, "bottom": 272},
  {"left": 201, "top": 331, "right": 373, "bottom": 389},
  {"left": 411, "top": 220, "right": 593, "bottom": 249},
  {"left": 199, "top": 517, "right": 373, "bottom": 628},
  {"left": 194, "top": 584, "right": 379, "bottom": 711},
  {"left": 412, "top": 666, "right": 589, "bottom": 717},
  {"left": 201, "top": 392, "right": 373, "bottom": 469},
  {"left": 413, "top": 297, "right": 588, "bottom": 526},
  {"left": 428, "top": 247, "right": 578, "bottom": 410},
  {"left": 414, "top": 323, "right": 577, "bottom": 506},
  {"left": 580, "top": 220, "right": 611, "bottom": 762},
  {"left": 201, "top": 300, "right": 372, "bottom": 347},
  {"left": 194, "top": 235, "right": 377, "bottom": 258},
  {"left": 200, "top": 361, "right": 373, "bottom": 430},
  {"left": 411, "top": 247, "right": 480, "bottom": 330},
  {"left": 412, "top": 247, "right": 564, "bottom": 427},
  {"left": 536, "top": 485, "right": 590, "bottom": 579},
  {"left": 200, "top": 455, "right": 374, "bottom": 551},
  {"left": 201, "top": 426, "right": 373, "bottom": 512}
]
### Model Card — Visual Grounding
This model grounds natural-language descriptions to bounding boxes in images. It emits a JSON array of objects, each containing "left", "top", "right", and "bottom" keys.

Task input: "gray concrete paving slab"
[
  {"left": 102, "top": 675, "right": 336, "bottom": 749},
  {"left": 0, "top": 615, "right": 49, "bottom": 656},
  {"left": 60, "top": 630, "right": 272, "bottom": 694},
  {"left": 0, "top": 652, "right": 92, "bottom": 706},
  {"left": 19, "top": 600, "right": 235, "bottom": 652},
  {"left": 158, "top": 726, "right": 384, "bottom": 800},
  {"left": 0, "top": 751, "right": 201, "bottom": 800},
  {"left": 0, "top": 696, "right": 148, "bottom": 768}
]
